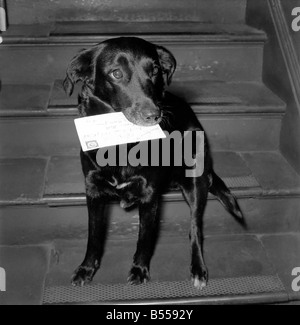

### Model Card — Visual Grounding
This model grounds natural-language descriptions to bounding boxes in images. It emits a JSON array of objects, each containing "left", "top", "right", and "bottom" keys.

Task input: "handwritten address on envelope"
[{"left": 74, "top": 112, "right": 166, "bottom": 152}]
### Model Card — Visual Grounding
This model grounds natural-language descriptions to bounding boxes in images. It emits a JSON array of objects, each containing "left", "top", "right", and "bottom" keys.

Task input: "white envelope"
[{"left": 74, "top": 112, "right": 166, "bottom": 152}]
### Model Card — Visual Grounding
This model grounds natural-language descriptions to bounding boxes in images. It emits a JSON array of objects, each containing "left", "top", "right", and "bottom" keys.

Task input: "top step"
[
  {"left": 7, "top": 0, "right": 247, "bottom": 24},
  {"left": 2, "top": 22, "right": 267, "bottom": 45},
  {"left": 0, "top": 22, "right": 266, "bottom": 84}
]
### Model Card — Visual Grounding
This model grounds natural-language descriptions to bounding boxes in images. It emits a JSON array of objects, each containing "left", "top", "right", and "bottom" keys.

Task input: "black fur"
[{"left": 64, "top": 37, "right": 245, "bottom": 289}]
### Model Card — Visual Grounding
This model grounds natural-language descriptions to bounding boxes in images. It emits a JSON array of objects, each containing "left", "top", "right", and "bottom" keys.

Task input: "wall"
[{"left": 246, "top": 0, "right": 300, "bottom": 174}]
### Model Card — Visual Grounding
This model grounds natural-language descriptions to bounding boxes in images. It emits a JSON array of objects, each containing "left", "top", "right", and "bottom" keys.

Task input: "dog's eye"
[
  {"left": 152, "top": 66, "right": 159, "bottom": 76},
  {"left": 111, "top": 69, "right": 123, "bottom": 80}
]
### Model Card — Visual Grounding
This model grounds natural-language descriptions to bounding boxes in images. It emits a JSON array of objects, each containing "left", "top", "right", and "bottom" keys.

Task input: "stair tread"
[
  {"left": 169, "top": 80, "right": 286, "bottom": 114},
  {"left": 43, "top": 234, "right": 292, "bottom": 305},
  {"left": 44, "top": 275, "right": 287, "bottom": 305},
  {"left": 43, "top": 152, "right": 257, "bottom": 198},
  {"left": 0, "top": 81, "right": 286, "bottom": 117},
  {"left": 0, "top": 158, "right": 49, "bottom": 203},
  {"left": 0, "top": 151, "right": 299, "bottom": 206},
  {"left": 40, "top": 151, "right": 300, "bottom": 202},
  {"left": 242, "top": 152, "right": 300, "bottom": 195},
  {"left": 0, "top": 84, "right": 52, "bottom": 116},
  {"left": 2, "top": 22, "right": 266, "bottom": 44},
  {"left": 50, "top": 80, "right": 286, "bottom": 115},
  {"left": 52, "top": 21, "right": 265, "bottom": 37},
  {"left": 2, "top": 234, "right": 296, "bottom": 305},
  {"left": 0, "top": 245, "right": 50, "bottom": 305}
]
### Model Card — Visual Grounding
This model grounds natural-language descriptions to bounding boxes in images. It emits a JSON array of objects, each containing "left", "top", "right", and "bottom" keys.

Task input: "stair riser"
[
  {"left": 0, "top": 116, "right": 281, "bottom": 157},
  {"left": 1, "top": 197, "right": 299, "bottom": 246},
  {"left": 7, "top": 0, "right": 246, "bottom": 24},
  {"left": 0, "top": 44, "right": 264, "bottom": 84}
]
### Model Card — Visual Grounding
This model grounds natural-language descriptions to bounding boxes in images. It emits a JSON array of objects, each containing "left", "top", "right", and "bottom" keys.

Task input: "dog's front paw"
[
  {"left": 191, "top": 266, "right": 208, "bottom": 290},
  {"left": 127, "top": 265, "right": 151, "bottom": 285},
  {"left": 71, "top": 265, "right": 97, "bottom": 287}
]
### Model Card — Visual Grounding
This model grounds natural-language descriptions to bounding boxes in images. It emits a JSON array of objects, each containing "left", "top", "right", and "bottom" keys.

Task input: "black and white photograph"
[{"left": 0, "top": 0, "right": 300, "bottom": 307}]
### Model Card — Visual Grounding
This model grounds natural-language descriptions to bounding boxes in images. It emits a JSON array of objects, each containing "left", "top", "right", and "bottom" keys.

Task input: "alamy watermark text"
[
  {"left": 96, "top": 131, "right": 205, "bottom": 178},
  {"left": 292, "top": 7, "right": 300, "bottom": 32},
  {"left": 0, "top": 267, "right": 6, "bottom": 292}
]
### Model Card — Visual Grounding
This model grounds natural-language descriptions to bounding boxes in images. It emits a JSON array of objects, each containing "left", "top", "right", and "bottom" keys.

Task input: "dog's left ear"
[
  {"left": 63, "top": 46, "right": 100, "bottom": 96},
  {"left": 156, "top": 45, "right": 177, "bottom": 86}
]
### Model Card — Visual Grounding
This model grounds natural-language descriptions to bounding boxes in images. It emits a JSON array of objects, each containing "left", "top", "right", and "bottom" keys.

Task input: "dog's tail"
[{"left": 209, "top": 171, "right": 246, "bottom": 228}]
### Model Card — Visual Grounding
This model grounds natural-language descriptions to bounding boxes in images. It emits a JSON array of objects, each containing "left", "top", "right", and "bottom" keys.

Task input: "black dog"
[{"left": 63, "top": 37, "right": 245, "bottom": 289}]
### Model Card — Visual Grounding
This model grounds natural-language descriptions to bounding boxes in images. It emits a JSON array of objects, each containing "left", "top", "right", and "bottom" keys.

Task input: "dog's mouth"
[
  {"left": 87, "top": 96, "right": 163, "bottom": 126},
  {"left": 122, "top": 107, "right": 162, "bottom": 127}
]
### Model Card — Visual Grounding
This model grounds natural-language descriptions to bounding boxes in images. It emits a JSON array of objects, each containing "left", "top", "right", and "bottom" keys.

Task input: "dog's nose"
[{"left": 142, "top": 108, "right": 161, "bottom": 123}]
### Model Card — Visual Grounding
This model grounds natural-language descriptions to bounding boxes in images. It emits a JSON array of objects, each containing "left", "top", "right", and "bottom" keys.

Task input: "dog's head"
[{"left": 63, "top": 37, "right": 176, "bottom": 126}]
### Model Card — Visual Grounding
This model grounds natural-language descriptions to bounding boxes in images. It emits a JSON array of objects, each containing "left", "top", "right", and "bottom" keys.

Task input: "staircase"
[{"left": 0, "top": 0, "right": 300, "bottom": 305}]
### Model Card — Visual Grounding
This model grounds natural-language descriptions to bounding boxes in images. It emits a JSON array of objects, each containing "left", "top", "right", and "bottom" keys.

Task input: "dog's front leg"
[
  {"left": 71, "top": 196, "right": 107, "bottom": 286},
  {"left": 128, "top": 198, "right": 160, "bottom": 285}
]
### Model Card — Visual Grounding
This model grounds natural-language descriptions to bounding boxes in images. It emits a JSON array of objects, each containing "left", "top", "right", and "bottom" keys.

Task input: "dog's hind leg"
[
  {"left": 180, "top": 176, "right": 209, "bottom": 290},
  {"left": 71, "top": 196, "right": 108, "bottom": 286},
  {"left": 128, "top": 198, "right": 160, "bottom": 285}
]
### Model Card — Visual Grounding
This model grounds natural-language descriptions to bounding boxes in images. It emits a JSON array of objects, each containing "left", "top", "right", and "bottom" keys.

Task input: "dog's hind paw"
[
  {"left": 127, "top": 265, "right": 150, "bottom": 285},
  {"left": 71, "top": 265, "right": 97, "bottom": 287}
]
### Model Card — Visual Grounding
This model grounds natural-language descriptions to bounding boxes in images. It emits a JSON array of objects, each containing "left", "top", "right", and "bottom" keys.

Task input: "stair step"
[
  {"left": 0, "top": 118, "right": 284, "bottom": 155},
  {"left": 49, "top": 80, "right": 285, "bottom": 116},
  {"left": 1, "top": 196, "right": 300, "bottom": 246},
  {"left": 0, "top": 84, "right": 52, "bottom": 117},
  {"left": 0, "top": 151, "right": 299, "bottom": 206},
  {"left": 0, "top": 152, "right": 299, "bottom": 242},
  {"left": 0, "top": 151, "right": 297, "bottom": 243},
  {"left": 43, "top": 275, "right": 287, "bottom": 305},
  {"left": 0, "top": 80, "right": 286, "bottom": 154},
  {"left": 42, "top": 234, "right": 296, "bottom": 305},
  {"left": 1, "top": 233, "right": 299, "bottom": 304},
  {"left": 7, "top": 0, "right": 247, "bottom": 24},
  {"left": 0, "top": 245, "right": 51, "bottom": 305},
  {"left": 0, "top": 23, "right": 266, "bottom": 83},
  {"left": 2, "top": 22, "right": 267, "bottom": 44},
  {"left": 0, "top": 81, "right": 285, "bottom": 117}
]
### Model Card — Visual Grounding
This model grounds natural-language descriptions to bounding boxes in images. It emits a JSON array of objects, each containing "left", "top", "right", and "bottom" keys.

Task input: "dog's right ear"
[{"left": 63, "top": 47, "right": 98, "bottom": 96}]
